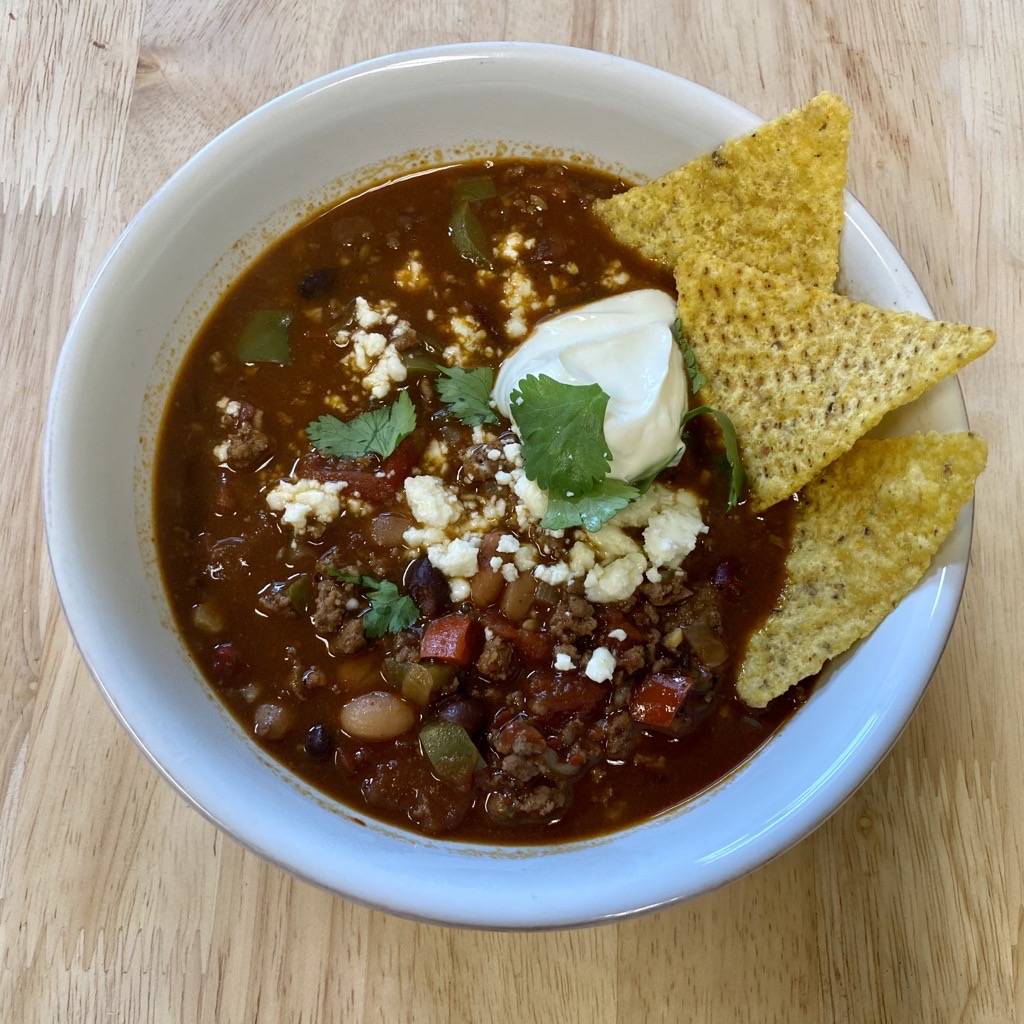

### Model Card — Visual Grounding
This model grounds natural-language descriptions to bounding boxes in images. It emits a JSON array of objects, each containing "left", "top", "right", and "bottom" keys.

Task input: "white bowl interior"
[{"left": 46, "top": 43, "right": 970, "bottom": 928}]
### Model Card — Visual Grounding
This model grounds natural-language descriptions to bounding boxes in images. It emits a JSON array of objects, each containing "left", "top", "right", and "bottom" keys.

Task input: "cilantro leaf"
[
  {"left": 435, "top": 365, "right": 499, "bottom": 426},
  {"left": 542, "top": 478, "right": 640, "bottom": 533},
  {"left": 510, "top": 375, "right": 612, "bottom": 495},
  {"left": 306, "top": 391, "right": 416, "bottom": 459},
  {"left": 671, "top": 318, "right": 706, "bottom": 395},
  {"left": 326, "top": 569, "right": 420, "bottom": 638},
  {"left": 681, "top": 405, "right": 746, "bottom": 509}
]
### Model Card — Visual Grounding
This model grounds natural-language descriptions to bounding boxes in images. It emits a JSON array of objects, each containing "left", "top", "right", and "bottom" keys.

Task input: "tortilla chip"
[
  {"left": 594, "top": 93, "right": 850, "bottom": 288},
  {"left": 736, "top": 432, "right": 986, "bottom": 708},
  {"left": 674, "top": 252, "right": 995, "bottom": 511}
]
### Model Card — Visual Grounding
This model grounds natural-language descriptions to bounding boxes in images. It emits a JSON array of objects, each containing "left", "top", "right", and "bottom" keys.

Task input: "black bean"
[
  {"left": 404, "top": 556, "right": 449, "bottom": 619},
  {"left": 297, "top": 267, "right": 337, "bottom": 299},
  {"left": 434, "top": 697, "right": 485, "bottom": 737},
  {"left": 305, "top": 723, "right": 334, "bottom": 760}
]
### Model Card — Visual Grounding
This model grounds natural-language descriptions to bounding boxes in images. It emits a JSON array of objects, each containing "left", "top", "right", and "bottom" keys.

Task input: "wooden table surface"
[{"left": 2, "top": 2, "right": 1021, "bottom": 1020}]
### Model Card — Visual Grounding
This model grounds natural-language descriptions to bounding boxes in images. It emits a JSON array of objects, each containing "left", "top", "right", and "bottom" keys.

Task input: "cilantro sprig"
[
  {"left": 671, "top": 318, "right": 706, "bottom": 395},
  {"left": 328, "top": 570, "right": 420, "bottom": 638},
  {"left": 306, "top": 391, "right": 416, "bottom": 459},
  {"left": 511, "top": 375, "right": 612, "bottom": 496},
  {"left": 542, "top": 478, "right": 640, "bottom": 532},
  {"left": 435, "top": 365, "right": 499, "bottom": 426},
  {"left": 681, "top": 405, "right": 745, "bottom": 509}
]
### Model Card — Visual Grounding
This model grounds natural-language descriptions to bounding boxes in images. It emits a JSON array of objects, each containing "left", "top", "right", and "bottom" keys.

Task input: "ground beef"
[
  {"left": 312, "top": 576, "right": 356, "bottom": 634},
  {"left": 285, "top": 647, "right": 329, "bottom": 699},
  {"left": 216, "top": 400, "right": 269, "bottom": 470},
  {"left": 617, "top": 645, "right": 648, "bottom": 676},
  {"left": 257, "top": 581, "right": 297, "bottom": 618},
  {"left": 329, "top": 618, "right": 365, "bottom": 655},
  {"left": 475, "top": 635, "right": 514, "bottom": 681},
  {"left": 460, "top": 444, "right": 499, "bottom": 485},
  {"left": 549, "top": 595, "right": 597, "bottom": 643},
  {"left": 641, "top": 572, "right": 694, "bottom": 607},
  {"left": 388, "top": 629, "right": 422, "bottom": 664},
  {"left": 484, "top": 780, "right": 571, "bottom": 825},
  {"left": 599, "top": 710, "right": 640, "bottom": 760},
  {"left": 311, "top": 567, "right": 366, "bottom": 654}
]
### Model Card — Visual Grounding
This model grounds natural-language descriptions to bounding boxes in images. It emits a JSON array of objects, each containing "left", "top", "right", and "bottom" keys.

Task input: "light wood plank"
[{"left": 1, "top": 1, "right": 1021, "bottom": 1020}]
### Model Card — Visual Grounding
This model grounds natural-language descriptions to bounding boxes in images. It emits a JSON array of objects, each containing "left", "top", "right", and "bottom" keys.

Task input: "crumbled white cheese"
[
  {"left": 450, "top": 578, "right": 471, "bottom": 603},
  {"left": 567, "top": 541, "right": 597, "bottom": 576},
  {"left": 216, "top": 397, "right": 242, "bottom": 419},
  {"left": 645, "top": 567, "right": 663, "bottom": 584},
  {"left": 265, "top": 478, "right": 347, "bottom": 536},
  {"left": 404, "top": 475, "right": 462, "bottom": 529},
  {"left": 496, "top": 534, "right": 520, "bottom": 554},
  {"left": 335, "top": 297, "right": 412, "bottom": 398},
  {"left": 585, "top": 646, "right": 617, "bottom": 683},
  {"left": 608, "top": 628, "right": 627, "bottom": 642},
  {"left": 362, "top": 343, "right": 408, "bottom": 399},
  {"left": 402, "top": 525, "right": 447, "bottom": 549},
  {"left": 511, "top": 470, "right": 548, "bottom": 525},
  {"left": 534, "top": 561, "right": 572, "bottom": 586},
  {"left": 495, "top": 470, "right": 513, "bottom": 486},
  {"left": 396, "top": 252, "right": 428, "bottom": 291},
  {"left": 489, "top": 556, "right": 504, "bottom": 571},
  {"left": 496, "top": 231, "right": 536, "bottom": 262},
  {"left": 614, "top": 485, "right": 707, "bottom": 568},
  {"left": 348, "top": 329, "right": 388, "bottom": 369},
  {"left": 354, "top": 296, "right": 385, "bottom": 329},
  {"left": 506, "top": 315, "right": 528, "bottom": 340},
  {"left": 427, "top": 537, "right": 481, "bottom": 579},
  {"left": 554, "top": 652, "right": 576, "bottom": 672},
  {"left": 486, "top": 448, "right": 501, "bottom": 461},
  {"left": 500, "top": 563, "right": 520, "bottom": 582},
  {"left": 472, "top": 425, "right": 496, "bottom": 445},
  {"left": 212, "top": 441, "right": 229, "bottom": 463},
  {"left": 584, "top": 553, "right": 647, "bottom": 604},
  {"left": 345, "top": 598, "right": 360, "bottom": 611},
  {"left": 586, "top": 524, "right": 642, "bottom": 560},
  {"left": 442, "top": 313, "right": 491, "bottom": 366},
  {"left": 502, "top": 442, "right": 523, "bottom": 466},
  {"left": 501, "top": 268, "right": 546, "bottom": 339},
  {"left": 423, "top": 439, "right": 449, "bottom": 474},
  {"left": 513, "top": 544, "right": 539, "bottom": 572},
  {"left": 600, "top": 260, "right": 631, "bottom": 288}
]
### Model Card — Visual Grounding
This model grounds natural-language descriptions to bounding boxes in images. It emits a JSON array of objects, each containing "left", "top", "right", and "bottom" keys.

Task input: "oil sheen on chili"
[{"left": 154, "top": 158, "right": 805, "bottom": 843}]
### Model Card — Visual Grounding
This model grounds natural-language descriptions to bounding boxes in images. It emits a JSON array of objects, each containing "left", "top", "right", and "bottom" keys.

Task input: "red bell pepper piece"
[
  {"left": 630, "top": 673, "right": 693, "bottom": 728},
  {"left": 420, "top": 614, "right": 481, "bottom": 666}
]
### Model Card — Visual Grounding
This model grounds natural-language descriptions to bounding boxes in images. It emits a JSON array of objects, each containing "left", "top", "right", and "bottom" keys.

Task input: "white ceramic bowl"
[{"left": 45, "top": 43, "right": 972, "bottom": 928}]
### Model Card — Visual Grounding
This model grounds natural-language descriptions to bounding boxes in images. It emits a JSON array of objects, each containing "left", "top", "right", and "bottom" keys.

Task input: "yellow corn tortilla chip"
[
  {"left": 674, "top": 252, "right": 995, "bottom": 511},
  {"left": 594, "top": 92, "right": 850, "bottom": 287},
  {"left": 737, "top": 432, "right": 986, "bottom": 708}
]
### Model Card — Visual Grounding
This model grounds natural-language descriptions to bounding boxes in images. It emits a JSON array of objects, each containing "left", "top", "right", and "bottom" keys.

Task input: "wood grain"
[{"left": 1, "top": 1, "right": 1020, "bottom": 1020}]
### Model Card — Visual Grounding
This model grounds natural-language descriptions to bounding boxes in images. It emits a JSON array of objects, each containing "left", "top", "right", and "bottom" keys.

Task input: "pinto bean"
[{"left": 340, "top": 691, "right": 416, "bottom": 741}]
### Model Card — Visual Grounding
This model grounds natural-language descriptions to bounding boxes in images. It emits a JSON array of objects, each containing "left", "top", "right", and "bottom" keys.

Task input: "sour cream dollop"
[{"left": 492, "top": 289, "right": 687, "bottom": 482}]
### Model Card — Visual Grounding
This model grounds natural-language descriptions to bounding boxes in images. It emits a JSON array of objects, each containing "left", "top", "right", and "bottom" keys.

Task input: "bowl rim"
[{"left": 44, "top": 40, "right": 972, "bottom": 929}]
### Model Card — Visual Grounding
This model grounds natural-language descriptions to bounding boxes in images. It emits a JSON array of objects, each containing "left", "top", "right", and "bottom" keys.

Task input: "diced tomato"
[
  {"left": 299, "top": 432, "right": 425, "bottom": 502},
  {"left": 479, "top": 611, "right": 552, "bottom": 662},
  {"left": 420, "top": 614, "right": 482, "bottom": 666},
  {"left": 526, "top": 670, "right": 604, "bottom": 718},
  {"left": 603, "top": 609, "right": 646, "bottom": 644},
  {"left": 380, "top": 433, "right": 423, "bottom": 485},
  {"left": 630, "top": 673, "right": 693, "bottom": 728}
]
